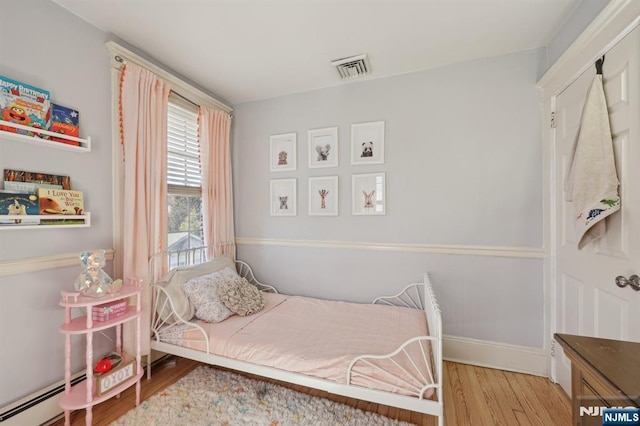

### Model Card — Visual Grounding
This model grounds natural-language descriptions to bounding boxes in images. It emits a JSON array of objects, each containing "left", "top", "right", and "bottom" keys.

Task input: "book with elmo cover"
[{"left": 0, "top": 75, "right": 51, "bottom": 137}]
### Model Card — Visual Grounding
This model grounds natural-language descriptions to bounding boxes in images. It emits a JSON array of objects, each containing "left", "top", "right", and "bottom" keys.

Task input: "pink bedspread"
[{"left": 181, "top": 293, "right": 434, "bottom": 396}]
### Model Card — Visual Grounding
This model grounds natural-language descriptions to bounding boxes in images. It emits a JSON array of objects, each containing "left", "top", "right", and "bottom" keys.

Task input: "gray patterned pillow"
[
  {"left": 155, "top": 254, "right": 235, "bottom": 322},
  {"left": 218, "top": 278, "right": 265, "bottom": 316},
  {"left": 181, "top": 267, "right": 241, "bottom": 323}
]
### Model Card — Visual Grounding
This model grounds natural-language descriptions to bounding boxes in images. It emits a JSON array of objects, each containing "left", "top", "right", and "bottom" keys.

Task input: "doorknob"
[{"left": 615, "top": 275, "right": 640, "bottom": 291}]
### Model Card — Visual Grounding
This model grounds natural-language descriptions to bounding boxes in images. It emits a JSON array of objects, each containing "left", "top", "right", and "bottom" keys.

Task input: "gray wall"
[
  {"left": 232, "top": 49, "right": 545, "bottom": 348},
  {"left": 539, "top": 0, "right": 610, "bottom": 78},
  {"left": 0, "top": 0, "right": 609, "bottom": 412},
  {"left": 0, "top": 0, "right": 114, "bottom": 408}
]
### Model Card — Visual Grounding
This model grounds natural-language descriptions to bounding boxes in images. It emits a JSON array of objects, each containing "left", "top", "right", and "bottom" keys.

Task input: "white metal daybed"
[{"left": 147, "top": 247, "right": 443, "bottom": 425}]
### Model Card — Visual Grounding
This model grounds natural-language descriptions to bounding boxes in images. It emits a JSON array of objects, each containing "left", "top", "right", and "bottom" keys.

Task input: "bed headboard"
[{"left": 148, "top": 245, "right": 276, "bottom": 292}]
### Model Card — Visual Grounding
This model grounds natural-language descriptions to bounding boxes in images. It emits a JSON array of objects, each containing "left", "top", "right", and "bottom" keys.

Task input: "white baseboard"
[{"left": 443, "top": 335, "right": 549, "bottom": 377}]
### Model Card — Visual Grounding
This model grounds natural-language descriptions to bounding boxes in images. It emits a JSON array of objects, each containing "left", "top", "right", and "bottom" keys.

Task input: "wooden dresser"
[{"left": 554, "top": 333, "right": 640, "bottom": 426}]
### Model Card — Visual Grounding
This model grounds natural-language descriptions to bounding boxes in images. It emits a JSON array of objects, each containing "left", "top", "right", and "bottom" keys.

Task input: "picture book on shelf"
[
  {"left": 50, "top": 103, "right": 80, "bottom": 145},
  {"left": 0, "top": 75, "right": 51, "bottom": 137},
  {"left": 4, "top": 169, "right": 71, "bottom": 190},
  {"left": 0, "top": 190, "right": 40, "bottom": 225},
  {"left": 4, "top": 181, "right": 62, "bottom": 193},
  {"left": 37, "top": 188, "right": 84, "bottom": 215}
]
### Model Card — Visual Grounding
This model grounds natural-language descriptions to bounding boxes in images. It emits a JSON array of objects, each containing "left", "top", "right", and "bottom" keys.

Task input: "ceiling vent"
[{"left": 331, "top": 54, "right": 371, "bottom": 80}]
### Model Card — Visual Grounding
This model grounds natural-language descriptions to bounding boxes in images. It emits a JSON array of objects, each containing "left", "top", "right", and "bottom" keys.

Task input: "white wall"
[
  {"left": 232, "top": 49, "right": 545, "bottom": 348},
  {"left": 0, "top": 0, "right": 114, "bottom": 409}
]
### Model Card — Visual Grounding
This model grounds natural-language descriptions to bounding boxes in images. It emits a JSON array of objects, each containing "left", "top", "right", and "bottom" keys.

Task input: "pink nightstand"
[{"left": 59, "top": 280, "right": 143, "bottom": 425}]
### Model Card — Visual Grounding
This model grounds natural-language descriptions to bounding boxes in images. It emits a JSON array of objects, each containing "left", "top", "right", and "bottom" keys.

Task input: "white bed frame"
[{"left": 147, "top": 247, "right": 443, "bottom": 425}]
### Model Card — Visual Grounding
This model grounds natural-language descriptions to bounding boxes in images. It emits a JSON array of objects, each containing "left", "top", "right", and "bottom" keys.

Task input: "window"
[{"left": 167, "top": 94, "right": 204, "bottom": 252}]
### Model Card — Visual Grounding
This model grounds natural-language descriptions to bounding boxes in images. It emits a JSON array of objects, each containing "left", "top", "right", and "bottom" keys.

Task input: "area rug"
[{"left": 111, "top": 366, "right": 415, "bottom": 425}]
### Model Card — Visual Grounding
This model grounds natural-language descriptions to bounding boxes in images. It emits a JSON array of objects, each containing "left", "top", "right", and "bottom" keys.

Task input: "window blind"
[{"left": 167, "top": 96, "right": 201, "bottom": 188}]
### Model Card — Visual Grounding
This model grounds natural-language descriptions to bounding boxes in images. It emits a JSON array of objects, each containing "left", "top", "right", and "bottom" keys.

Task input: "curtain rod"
[{"left": 107, "top": 41, "right": 233, "bottom": 113}]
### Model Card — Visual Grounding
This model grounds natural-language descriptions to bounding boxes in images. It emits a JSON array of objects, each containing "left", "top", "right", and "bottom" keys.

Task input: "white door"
[{"left": 552, "top": 25, "right": 640, "bottom": 395}]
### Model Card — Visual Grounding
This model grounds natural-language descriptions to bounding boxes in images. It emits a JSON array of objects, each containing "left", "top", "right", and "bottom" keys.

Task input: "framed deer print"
[
  {"left": 308, "top": 127, "right": 338, "bottom": 168},
  {"left": 309, "top": 176, "right": 338, "bottom": 216},
  {"left": 270, "top": 133, "right": 297, "bottom": 172},
  {"left": 351, "top": 121, "right": 384, "bottom": 165},
  {"left": 270, "top": 178, "right": 297, "bottom": 216},
  {"left": 352, "top": 173, "right": 386, "bottom": 215}
]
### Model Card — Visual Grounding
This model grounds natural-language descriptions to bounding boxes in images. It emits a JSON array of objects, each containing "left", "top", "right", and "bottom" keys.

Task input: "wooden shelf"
[
  {"left": 0, "top": 213, "right": 90, "bottom": 230},
  {"left": 0, "top": 121, "right": 90, "bottom": 152}
]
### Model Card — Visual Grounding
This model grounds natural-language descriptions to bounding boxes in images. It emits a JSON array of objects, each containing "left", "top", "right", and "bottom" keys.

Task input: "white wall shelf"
[
  {"left": 0, "top": 121, "right": 91, "bottom": 152},
  {"left": 0, "top": 213, "right": 90, "bottom": 230}
]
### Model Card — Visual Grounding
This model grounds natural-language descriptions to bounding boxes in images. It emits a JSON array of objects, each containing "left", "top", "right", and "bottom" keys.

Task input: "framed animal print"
[
  {"left": 351, "top": 121, "right": 384, "bottom": 165},
  {"left": 308, "top": 127, "right": 338, "bottom": 168},
  {"left": 270, "top": 133, "right": 297, "bottom": 172},
  {"left": 309, "top": 176, "right": 338, "bottom": 216},
  {"left": 352, "top": 173, "right": 385, "bottom": 215},
  {"left": 270, "top": 178, "right": 297, "bottom": 216}
]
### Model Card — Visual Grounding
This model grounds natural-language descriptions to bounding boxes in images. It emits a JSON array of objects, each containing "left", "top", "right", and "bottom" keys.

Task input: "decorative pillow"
[
  {"left": 181, "top": 267, "right": 242, "bottom": 323},
  {"left": 155, "top": 254, "right": 235, "bottom": 322},
  {"left": 218, "top": 278, "right": 265, "bottom": 316}
]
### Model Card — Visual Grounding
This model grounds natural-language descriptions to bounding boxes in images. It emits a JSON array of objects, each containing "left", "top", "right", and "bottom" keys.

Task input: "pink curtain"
[
  {"left": 199, "top": 106, "right": 235, "bottom": 259},
  {"left": 119, "top": 62, "right": 171, "bottom": 355}
]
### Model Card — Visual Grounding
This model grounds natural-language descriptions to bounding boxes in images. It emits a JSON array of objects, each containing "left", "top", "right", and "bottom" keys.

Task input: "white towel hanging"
[{"left": 564, "top": 73, "right": 620, "bottom": 249}]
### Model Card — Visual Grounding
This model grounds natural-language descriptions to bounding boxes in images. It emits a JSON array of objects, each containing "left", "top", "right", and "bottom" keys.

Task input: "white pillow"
[
  {"left": 181, "top": 267, "right": 243, "bottom": 323},
  {"left": 155, "top": 254, "right": 235, "bottom": 322}
]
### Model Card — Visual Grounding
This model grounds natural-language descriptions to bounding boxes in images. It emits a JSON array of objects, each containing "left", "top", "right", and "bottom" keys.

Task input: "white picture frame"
[
  {"left": 270, "top": 133, "right": 297, "bottom": 172},
  {"left": 270, "top": 178, "right": 297, "bottom": 216},
  {"left": 308, "top": 176, "right": 338, "bottom": 216},
  {"left": 351, "top": 121, "right": 385, "bottom": 165},
  {"left": 308, "top": 127, "right": 338, "bottom": 168},
  {"left": 352, "top": 173, "right": 386, "bottom": 215}
]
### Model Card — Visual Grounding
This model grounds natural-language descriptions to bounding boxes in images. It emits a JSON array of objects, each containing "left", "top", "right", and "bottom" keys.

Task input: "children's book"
[
  {"left": 0, "top": 75, "right": 51, "bottom": 137},
  {"left": 0, "top": 190, "right": 40, "bottom": 225},
  {"left": 37, "top": 188, "right": 84, "bottom": 215},
  {"left": 4, "top": 169, "right": 71, "bottom": 190},
  {"left": 4, "top": 181, "right": 62, "bottom": 192},
  {"left": 50, "top": 103, "right": 80, "bottom": 145}
]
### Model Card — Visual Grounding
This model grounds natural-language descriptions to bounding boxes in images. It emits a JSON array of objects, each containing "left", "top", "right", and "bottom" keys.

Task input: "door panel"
[{"left": 552, "top": 25, "right": 640, "bottom": 395}]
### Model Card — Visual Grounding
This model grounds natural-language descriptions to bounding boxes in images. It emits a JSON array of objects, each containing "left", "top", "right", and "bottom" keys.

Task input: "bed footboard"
[{"left": 350, "top": 273, "right": 443, "bottom": 422}]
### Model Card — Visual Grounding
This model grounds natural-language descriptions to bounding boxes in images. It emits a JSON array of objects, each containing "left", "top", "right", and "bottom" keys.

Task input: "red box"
[{"left": 92, "top": 299, "right": 128, "bottom": 322}]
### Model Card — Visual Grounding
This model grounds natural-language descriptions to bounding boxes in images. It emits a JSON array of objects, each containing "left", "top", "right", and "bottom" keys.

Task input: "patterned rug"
[{"left": 111, "top": 366, "right": 415, "bottom": 425}]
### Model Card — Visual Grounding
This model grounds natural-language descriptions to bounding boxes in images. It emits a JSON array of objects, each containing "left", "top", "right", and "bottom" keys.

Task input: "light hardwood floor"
[{"left": 51, "top": 357, "right": 571, "bottom": 426}]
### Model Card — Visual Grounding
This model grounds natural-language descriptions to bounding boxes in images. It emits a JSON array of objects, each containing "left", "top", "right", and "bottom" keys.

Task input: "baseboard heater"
[
  {"left": 0, "top": 373, "right": 85, "bottom": 425},
  {"left": 0, "top": 354, "right": 165, "bottom": 425}
]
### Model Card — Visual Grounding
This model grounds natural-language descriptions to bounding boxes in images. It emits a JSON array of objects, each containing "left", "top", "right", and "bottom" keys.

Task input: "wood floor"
[{"left": 51, "top": 357, "right": 571, "bottom": 426}]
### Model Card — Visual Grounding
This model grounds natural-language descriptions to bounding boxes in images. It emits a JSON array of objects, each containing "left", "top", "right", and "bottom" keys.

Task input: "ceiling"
[{"left": 53, "top": 0, "right": 583, "bottom": 105}]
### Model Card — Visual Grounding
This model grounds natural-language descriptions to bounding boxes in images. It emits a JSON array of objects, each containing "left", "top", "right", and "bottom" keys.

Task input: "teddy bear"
[{"left": 73, "top": 249, "right": 121, "bottom": 297}]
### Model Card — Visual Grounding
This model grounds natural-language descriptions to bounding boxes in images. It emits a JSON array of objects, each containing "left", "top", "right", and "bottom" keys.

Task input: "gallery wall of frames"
[{"left": 269, "top": 121, "right": 386, "bottom": 217}]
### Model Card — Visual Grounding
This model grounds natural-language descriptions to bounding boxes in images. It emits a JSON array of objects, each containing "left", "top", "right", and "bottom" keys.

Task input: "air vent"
[{"left": 331, "top": 54, "right": 371, "bottom": 80}]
